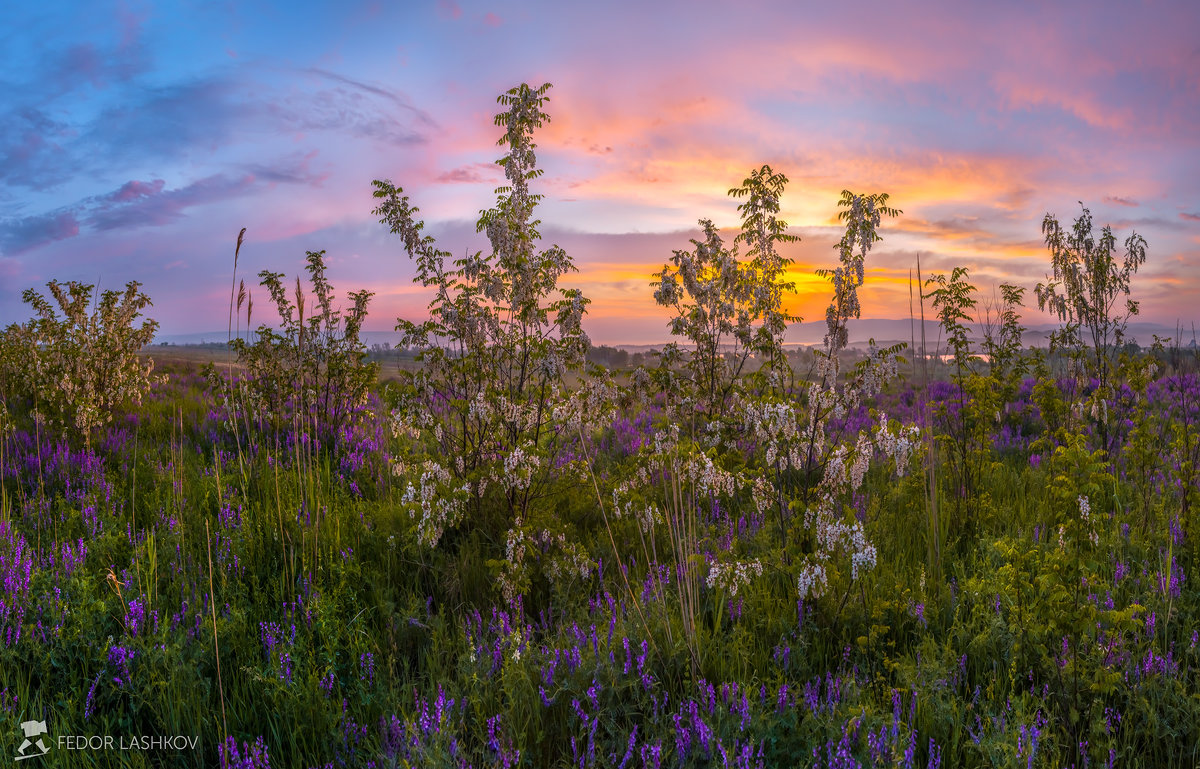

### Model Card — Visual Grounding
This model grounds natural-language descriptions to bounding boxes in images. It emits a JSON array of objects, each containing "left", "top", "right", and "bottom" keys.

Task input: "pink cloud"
[
  {"left": 109, "top": 179, "right": 166, "bottom": 202},
  {"left": 435, "top": 163, "right": 499, "bottom": 184},
  {"left": 483, "top": 12, "right": 502, "bottom": 26},
  {"left": 437, "top": 0, "right": 462, "bottom": 19},
  {"left": 0, "top": 211, "right": 80, "bottom": 255}
]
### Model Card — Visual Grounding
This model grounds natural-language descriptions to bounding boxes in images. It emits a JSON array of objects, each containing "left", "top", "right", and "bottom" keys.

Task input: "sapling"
[
  {"left": 1036, "top": 203, "right": 1147, "bottom": 447},
  {"left": 374, "top": 83, "right": 597, "bottom": 604},
  {"left": 652, "top": 164, "right": 800, "bottom": 419},
  {"left": 218, "top": 249, "right": 376, "bottom": 455},
  {"left": 924, "top": 267, "right": 980, "bottom": 506},
  {"left": 980, "top": 283, "right": 1028, "bottom": 386}
]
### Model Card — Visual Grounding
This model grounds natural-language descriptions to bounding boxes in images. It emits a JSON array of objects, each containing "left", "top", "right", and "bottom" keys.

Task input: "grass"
[{"left": 0, "top": 352, "right": 1198, "bottom": 768}]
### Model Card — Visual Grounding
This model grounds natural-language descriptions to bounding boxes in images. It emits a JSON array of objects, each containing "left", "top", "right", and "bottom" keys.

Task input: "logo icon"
[{"left": 15, "top": 720, "right": 49, "bottom": 762}]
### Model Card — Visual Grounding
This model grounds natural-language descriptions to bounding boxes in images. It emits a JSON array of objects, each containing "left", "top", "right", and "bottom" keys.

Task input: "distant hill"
[{"left": 156, "top": 320, "right": 1198, "bottom": 352}]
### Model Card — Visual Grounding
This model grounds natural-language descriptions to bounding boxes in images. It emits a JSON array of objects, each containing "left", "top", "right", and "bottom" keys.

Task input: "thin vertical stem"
[{"left": 206, "top": 520, "right": 229, "bottom": 744}]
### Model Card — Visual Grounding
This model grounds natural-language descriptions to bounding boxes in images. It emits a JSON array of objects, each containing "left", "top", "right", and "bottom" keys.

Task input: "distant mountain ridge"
[{"left": 155, "top": 319, "right": 1199, "bottom": 351}]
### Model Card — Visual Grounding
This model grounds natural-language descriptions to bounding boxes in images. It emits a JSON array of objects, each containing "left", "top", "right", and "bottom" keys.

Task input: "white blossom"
[{"left": 706, "top": 559, "right": 764, "bottom": 597}]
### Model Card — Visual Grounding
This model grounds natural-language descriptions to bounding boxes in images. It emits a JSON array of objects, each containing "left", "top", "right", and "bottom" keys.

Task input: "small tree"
[
  {"left": 980, "top": 283, "right": 1028, "bottom": 386},
  {"left": 0, "top": 280, "right": 159, "bottom": 444},
  {"left": 803, "top": 191, "right": 904, "bottom": 481},
  {"left": 925, "top": 267, "right": 985, "bottom": 510},
  {"left": 652, "top": 165, "right": 799, "bottom": 417},
  {"left": 223, "top": 249, "right": 376, "bottom": 450},
  {"left": 1035, "top": 203, "right": 1147, "bottom": 433},
  {"left": 373, "top": 83, "right": 599, "bottom": 601}
]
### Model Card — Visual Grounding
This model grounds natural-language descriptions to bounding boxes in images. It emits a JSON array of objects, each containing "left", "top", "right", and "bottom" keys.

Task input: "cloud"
[
  {"left": 0, "top": 108, "right": 76, "bottom": 190},
  {"left": 245, "top": 150, "right": 329, "bottom": 186},
  {"left": 0, "top": 211, "right": 81, "bottom": 255},
  {"left": 88, "top": 174, "right": 257, "bottom": 231},
  {"left": 1, "top": 172, "right": 262, "bottom": 257},
  {"left": 1182, "top": 212, "right": 1200, "bottom": 223},
  {"left": 302, "top": 68, "right": 436, "bottom": 130},
  {"left": 0, "top": 11, "right": 156, "bottom": 191},
  {"left": 0, "top": 78, "right": 244, "bottom": 193},
  {"left": 266, "top": 70, "right": 434, "bottom": 147},
  {"left": 106, "top": 179, "right": 167, "bottom": 202},
  {"left": 38, "top": 10, "right": 149, "bottom": 97},
  {"left": 435, "top": 163, "right": 500, "bottom": 184},
  {"left": 1105, "top": 196, "right": 1138, "bottom": 207},
  {"left": 2, "top": 62, "right": 434, "bottom": 197},
  {"left": 87, "top": 78, "right": 242, "bottom": 165}
]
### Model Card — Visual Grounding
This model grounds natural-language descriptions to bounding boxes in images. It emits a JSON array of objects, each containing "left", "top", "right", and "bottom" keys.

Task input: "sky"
[{"left": 1, "top": 0, "right": 1198, "bottom": 345}]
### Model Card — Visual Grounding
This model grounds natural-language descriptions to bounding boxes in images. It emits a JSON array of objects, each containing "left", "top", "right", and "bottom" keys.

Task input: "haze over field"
[{"left": 1, "top": 0, "right": 1198, "bottom": 343}]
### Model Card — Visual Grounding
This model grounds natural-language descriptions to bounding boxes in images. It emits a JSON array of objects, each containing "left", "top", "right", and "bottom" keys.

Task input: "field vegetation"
[{"left": 1, "top": 83, "right": 1198, "bottom": 768}]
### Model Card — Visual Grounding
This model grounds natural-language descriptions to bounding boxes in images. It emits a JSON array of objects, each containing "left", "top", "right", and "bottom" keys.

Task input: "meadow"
[{"left": 1, "top": 83, "right": 1198, "bottom": 768}]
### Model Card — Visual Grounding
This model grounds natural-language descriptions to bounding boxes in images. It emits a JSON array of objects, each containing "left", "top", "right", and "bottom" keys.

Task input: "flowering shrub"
[
  {"left": 751, "top": 191, "right": 910, "bottom": 596},
  {"left": 0, "top": 280, "right": 159, "bottom": 443},
  {"left": 221, "top": 248, "right": 376, "bottom": 448},
  {"left": 373, "top": 83, "right": 596, "bottom": 598},
  {"left": 796, "top": 411, "right": 920, "bottom": 601},
  {"left": 652, "top": 165, "right": 799, "bottom": 415}
]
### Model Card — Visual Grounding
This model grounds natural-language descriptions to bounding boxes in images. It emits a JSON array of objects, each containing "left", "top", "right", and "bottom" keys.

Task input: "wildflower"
[{"left": 705, "top": 559, "right": 763, "bottom": 597}]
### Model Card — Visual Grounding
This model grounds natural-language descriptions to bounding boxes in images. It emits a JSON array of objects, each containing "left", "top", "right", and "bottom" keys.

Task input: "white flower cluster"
[
  {"left": 399, "top": 460, "right": 465, "bottom": 549},
  {"left": 873, "top": 412, "right": 921, "bottom": 477},
  {"left": 505, "top": 522, "right": 525, "bottom": 566},
  {"left": 653, "top": 270, "right": 682, "bottom": 306},
  {"left": 741, "top": 400, "right": 804, "bottom": 469},
  {"left": 806, "top": 496, "right": 877, "bottom": 576},
  {"left": 1078, "top": 494, "right": 1099, "bottom": 546},
  {"left": 822, "top": 443, "right": 871, "bottom": 492},
  {"left": 687, "top": 452, "right": 739, "bottom": 499},
  {"left": 705, "top": 558, "right": 764, "bottom": 597},
  {"left": 540, "top": 349, "right": 567, "bottom": 381},
  {"left": 545, "top": 541, "right": 593, "bottom": 585},
  {"left": 612, "top": 490, "right": 661, "bottom": 534},
  {"left": 796, "top": 562, "right": 827, "bottom": 602},
  {"left": 748, "top": 476, "right": 773, "bottom": 518},
  {"left": 501, "top": 446, "right": 540, "bottom": 492},
  {"left": 628, "top": 367, "right": 652, "bottom": 402},
  {"left": 552, "top": 374, "right": 619, "bottom": 433},
  {"left": 850, "top": 435, "right": 873, "bottom": 490},
  {"left": 795, "top": 501, "right": 876, "bottom": 601},
  {"left": 858, "top": 342, "right": 899, "bottom": 398},
  {"left": 390, "top": 385, "right": 438, "bottom": 444},
  {"left": 701, "top": 417, "right": 725, "bottom": 450},
  {"left": 499, "top": 524, "right": 527, "bottom": 606},
  {"left": 556, "top": 291, "right": 588, "bottom": 342},
  {"left": 489, "top": 394, "right": 542, "bottom": 433},
  {"left": 508, "top": 628, "right": 523, "bottom": 663},
  {"left": 467, "top": 391, "right": 494, "bottom": 423},
  {"left": 653, "top": 423, "right": 681, "bottom": 456},
  {"left": 795, "top": 409, "right": 918, "bottom": 601}
]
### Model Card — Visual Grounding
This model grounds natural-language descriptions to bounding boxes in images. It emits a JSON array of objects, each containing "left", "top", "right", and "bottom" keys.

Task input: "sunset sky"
[{"left": 1, "top": 0, "right": 1198, "bottom": 344}]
